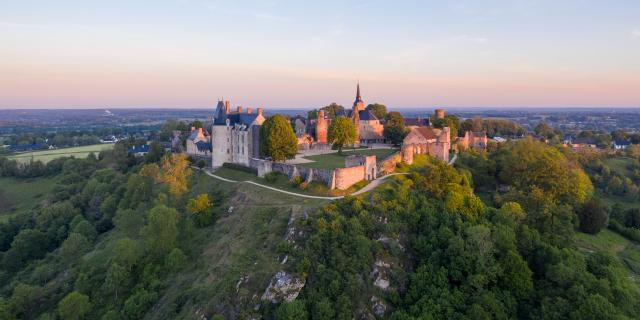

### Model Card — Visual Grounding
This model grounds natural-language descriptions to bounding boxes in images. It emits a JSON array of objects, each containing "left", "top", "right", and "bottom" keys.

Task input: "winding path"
[
  {"left": 199, "top": 151, "right": 456, "bottom": 201},
  {"left": 201, "top": 169, "right": 406, "bottom": 200}
]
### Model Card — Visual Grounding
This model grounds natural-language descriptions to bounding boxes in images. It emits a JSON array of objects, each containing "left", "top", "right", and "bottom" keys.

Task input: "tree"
[
  {"left": 259, "top": 114, "right": 298, "bottom": 161},
  {"left": 59, "top": 233, "right": 91, "bottom": 262},
  {"left": 145, "top": 141, "right": 164, "bottom": 163},
  {"left": 328, "top": 116, "right": 357, "bottom": 154},
  {"left": 534, "top": 122, "right": 555, "bottom": 139},
  {"left": 57, "top": 291, "right": 92, "bottom": 320},
  {"left": 187, "top": 193, "right": 214, "bottom": 226},
  {"left": 276, "top": 300, "right": 308, "bottom": 320},
  {"left": 104, "top": 263, "right": 129, "bottom": 301},
  {"left": 321, "top": 103, "right": 344, "bottom": 119},
  {"left": 366, "top": 103, "right": 387, "bottom": 120},
  {"left": 625, "top": 208, "right": 640, "bottom": 228},
  {"left": 578, "top": 199, "right": 608, "bottom": 234},
  {"left": 157, "top": 153, "right": 192, "bottom": 196},
  {"left": 165, "top": 248, "right": 187, "bottom": 271},
  {"left": 383, "top": 111, "right": 408, "bottom": 145},
  {"left": 113, "top": 237, "right": 143, "bottom": 271},
  {"left": 432, "top": 115, "right": 460, "bottom": 140},
  {"left": 8, "top": 283, "right": 42, "bottom": 319},
  {"left": 141, "top": 205, "right": 179, "bottom": 258},
  {"left": 2, "top": 229, "right": 48, "bottom": 272}
]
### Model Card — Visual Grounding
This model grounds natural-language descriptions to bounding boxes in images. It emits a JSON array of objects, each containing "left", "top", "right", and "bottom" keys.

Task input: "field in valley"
[{"left": 7, "top": 144, "right": 114, "bottom": 164}]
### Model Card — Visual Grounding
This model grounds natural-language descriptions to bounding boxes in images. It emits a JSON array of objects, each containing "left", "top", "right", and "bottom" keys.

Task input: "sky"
[{"left": 1, "top": 0, "right": 639, "bottom": 109}]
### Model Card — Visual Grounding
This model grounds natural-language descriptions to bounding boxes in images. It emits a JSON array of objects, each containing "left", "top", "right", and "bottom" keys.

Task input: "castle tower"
[
  {"left": 316, "top": 110, "right": 328, "bottom": 143},
  {"left": 434, "top": 108, "right": 445, "bottom": 120}
]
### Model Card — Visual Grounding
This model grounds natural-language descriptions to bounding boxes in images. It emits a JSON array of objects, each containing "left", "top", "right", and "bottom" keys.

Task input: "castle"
[{"left": 210, "top": 100, "right": 265, "bottom": 167}]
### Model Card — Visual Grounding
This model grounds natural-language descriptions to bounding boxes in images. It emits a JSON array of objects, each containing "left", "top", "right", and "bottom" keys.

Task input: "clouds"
[{"left": 633, "top": 28, "right": 640, "bottom": 39}]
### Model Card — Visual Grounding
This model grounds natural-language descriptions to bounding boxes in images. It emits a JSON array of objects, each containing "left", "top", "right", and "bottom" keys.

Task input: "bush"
[
  {"left": 196, "top": 159, "right": 205, "bottom": 169},
  {"left": 578, "top": 198, "right": 608, "bottom": 234},
  {"left": 290, "top": 175, "right": 304, "bottom": 187},
  {"left": 609, "top": 220, "right": 640, "bottom": 242},
  {"left": 264, "top": 172, "right": 278, "bottom": 183}
]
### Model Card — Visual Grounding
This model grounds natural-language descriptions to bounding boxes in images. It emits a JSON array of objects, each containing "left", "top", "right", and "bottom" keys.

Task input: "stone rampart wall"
[{"left": 334, "top": 166, "right": 365, "bottom": 190}]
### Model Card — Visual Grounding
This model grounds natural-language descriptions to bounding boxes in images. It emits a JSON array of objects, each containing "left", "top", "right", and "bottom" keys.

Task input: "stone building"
[
  {"left": 211, "top": 100, "right": 265, "bottom": 168},
  {"left": 402, "top": 126, "right": 451, "bottom": 162},
  {"left": 186, "top": 127, "right": 211, "bottom": 158},
  {"left": 458, "top": 131, "right": 488, "bottom": 150},
  {"left": 315, "top": 84, "right": 385, "bottom": 145}
]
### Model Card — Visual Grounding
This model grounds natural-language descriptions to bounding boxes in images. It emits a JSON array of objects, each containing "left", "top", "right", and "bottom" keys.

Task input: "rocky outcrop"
[
  {"left": 260, "top": 271, "right": 305, "bottom": 303},
  {"left": 371, "top": 260, "right": 390, "bottom": 290},
  {"left": 371, "top": 296, "right": 387, "bottom": 317}
]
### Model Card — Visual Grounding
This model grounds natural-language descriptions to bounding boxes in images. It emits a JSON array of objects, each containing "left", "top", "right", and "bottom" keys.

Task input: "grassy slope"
[
  {"left": 0, "top": 176, "right": 58, "bottom": 222},
  {"left": 301, "top": 148, "right": 397, "bottom": 169},
  {"left": 576, "top": 230, "right": 640, "bottom": 288},
  {"left": 7, "top": 144, "right": 114, "bottom": 164},
  {"left": 146, "top": 172, "right": 327, "bottom": 319}
]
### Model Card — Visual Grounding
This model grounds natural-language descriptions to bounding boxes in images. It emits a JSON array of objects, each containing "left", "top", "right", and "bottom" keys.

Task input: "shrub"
[
  {"left": 264, "top": 172, "right": 278, "bottom": 183},
  {"left": 578, "top": 198, "right": 608, "bottom": 234},
  {"left": 196, "top": 159, "right": 205, "bottom": 169},
  {"left": 290, "top": 175, "right": 304, "bottom": 187}
]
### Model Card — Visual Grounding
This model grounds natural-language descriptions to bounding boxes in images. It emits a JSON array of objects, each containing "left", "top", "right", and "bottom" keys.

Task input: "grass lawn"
[
  {"left": 576, "top": 229, "right": 640, "bottom": 287},
  {"left": 7, "top": 144, "right": 114, "bottom": 164},
  {"left": 301, "top": 148, "right": 398, "bottom": 170},
  {"left": 213, "top": 166, "right": 369, "bottom": 197},
  {"left": 0, "top": 176, "right": 59, "bottom": 222}
]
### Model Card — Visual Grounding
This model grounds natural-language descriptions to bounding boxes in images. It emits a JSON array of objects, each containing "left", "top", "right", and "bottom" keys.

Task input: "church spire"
[{"left": 355, "top": 82, "right": 362, "bottom": 103}]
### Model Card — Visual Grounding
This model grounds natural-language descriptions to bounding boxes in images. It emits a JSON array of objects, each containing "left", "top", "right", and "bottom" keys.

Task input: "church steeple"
[{"left": 355, "top": 82, "right": 362, "bottom": 103}]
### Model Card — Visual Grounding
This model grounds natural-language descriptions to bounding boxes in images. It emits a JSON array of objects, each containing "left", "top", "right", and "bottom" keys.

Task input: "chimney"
[
  {"left": 257, "top": 107, "right": 263, "bottom": 116},
  {"left": 246, "top": 107, "right": 252, "bottom": 114},
  {"left": 191, "top": 126, "right": 195, "bottom": 132},
  {"left": 197, "top": 127, "right": 203, "bottom": 135},
  {"left": 318, "top": 110, "right": 325, "bottom": 119},
  {"left": 225, "top": 100, "right": 230, "bottom": 113},
  {"left": 237, "top": 106, "right": 243, "bottom": 113}
]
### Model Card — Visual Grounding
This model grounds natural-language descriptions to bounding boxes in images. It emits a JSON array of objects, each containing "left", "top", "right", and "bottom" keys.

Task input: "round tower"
[{"left": 434, "top": 108, "right": 445, "bottom": 120}]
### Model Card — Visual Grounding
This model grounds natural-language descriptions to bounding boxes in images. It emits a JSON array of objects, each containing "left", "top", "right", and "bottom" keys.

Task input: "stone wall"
[
  {"left": 334, "top": 166, "right": 365, "bottom": 190},
  {"left": 378, "top": 152, "right": 402, "bottom": 174},
  {"left": 249, "top": 158, "right": 337, "bottom": 189}
]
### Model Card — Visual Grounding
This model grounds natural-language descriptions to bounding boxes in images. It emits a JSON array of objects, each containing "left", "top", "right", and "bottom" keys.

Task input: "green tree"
[
  {"left": 383, "top": 111, "right": 408, "bottom": 145},
  {"left": 59, "top": 233, "right": 91, "bottom": 262},
  {"left": 321, "top": 103, "right": 344, "bottom": 119},
  {"left": 57, "top": 291, "right": 92, "bottom": 320},
  {"left": 113, "top": 237, "right": 143, "bottom": 271},
  {"left": 365, "top": 103, "right": 387, "bottom": 119},
  {"left": 104, "top": 263, "right": 129, "bottom": 301},
  {"left": 260, "top": 114, "right": 298, "bottom": 161},
  {"left": 276, "top": 300, "right": 308, "bottom": 320},
  {"left": 328, "top": 116, "right": 357, "bottom": 154},
  {"left": 578, "top": 198, "right": 608, "bottom": 234},
  {"left": 141, "top": 205, "right": 179, "bottom": 258},
  {"left": 165, "top": 248, "right": 187, "bottom": 271}
]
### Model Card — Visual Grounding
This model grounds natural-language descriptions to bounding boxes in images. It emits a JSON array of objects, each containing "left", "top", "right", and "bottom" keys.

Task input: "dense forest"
[{"left": 1, "top": 136, "right": 639, "bottom": 319}]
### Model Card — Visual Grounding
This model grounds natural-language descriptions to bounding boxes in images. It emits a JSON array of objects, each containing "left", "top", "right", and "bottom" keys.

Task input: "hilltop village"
[{"left": 181, "top": 84, "right": 489, "bottom": 191}]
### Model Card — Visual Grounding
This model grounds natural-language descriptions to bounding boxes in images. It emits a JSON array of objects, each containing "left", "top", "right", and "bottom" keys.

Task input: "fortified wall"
[{"left": 249, "top": 154, "right": 380, "bottom": 190}]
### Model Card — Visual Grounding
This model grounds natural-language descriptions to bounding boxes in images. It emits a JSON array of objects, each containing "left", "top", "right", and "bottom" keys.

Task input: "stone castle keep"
[{"left": 190, "top": 84, "right": 462, "bottom": 190}]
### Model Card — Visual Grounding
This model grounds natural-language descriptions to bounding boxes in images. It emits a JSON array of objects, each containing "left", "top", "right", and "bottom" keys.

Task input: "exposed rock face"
[
  {"left": 371, "top": 296, "right": 387, "bottom": 317},
  {"left": 371, "top": 260, "right": 390, "bottom": 290},
  {"left": 261, "top": 271, "right": 305, "bottom": 303}
]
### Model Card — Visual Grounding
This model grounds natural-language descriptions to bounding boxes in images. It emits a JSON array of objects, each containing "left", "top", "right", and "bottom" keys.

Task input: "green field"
[
  {"left": 301, "top": 148, "right": 398, "bottom": 170},
  {"left": 576, "top": 229, "right": 640, "bottom": 287},
  {"left": 0, "top": 176, "right": 59, "bottom": 221},
  {"left": 7, "top": 144, "right": 114, "bottom": 164}
]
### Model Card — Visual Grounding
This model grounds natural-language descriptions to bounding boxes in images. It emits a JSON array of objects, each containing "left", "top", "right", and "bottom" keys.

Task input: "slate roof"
[
  {"left": 195, "top": 141, "right": 212, "bottom": 152},
  {"left": 213, "top": 113, "right": 260, "bottom": 128},
  {"left": 358, "top": 109, "right": 378, "bottom": 121},
  {"left": 614, "top": 140, "right": 631, "bottom": 146},
  {"left": 571, "top": 137, "right": 597, "bottom": 145},
  {"left": 129, "top": 145, "right": 150, "bottom": 154}
]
